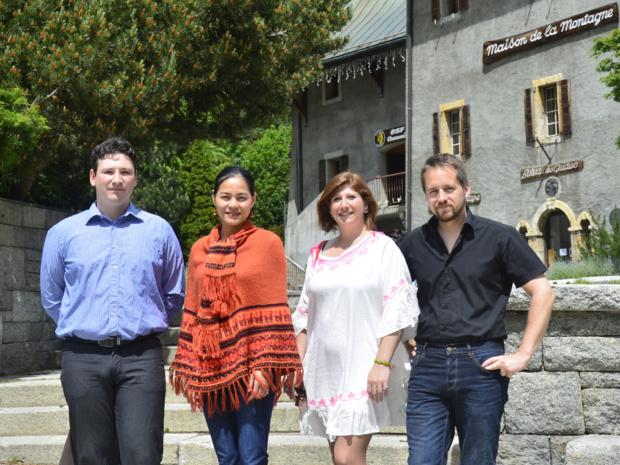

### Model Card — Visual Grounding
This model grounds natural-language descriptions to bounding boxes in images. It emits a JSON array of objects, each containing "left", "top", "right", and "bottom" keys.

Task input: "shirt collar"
[{"left": 85, "top": 202, "right": 141, "bottom": 225}]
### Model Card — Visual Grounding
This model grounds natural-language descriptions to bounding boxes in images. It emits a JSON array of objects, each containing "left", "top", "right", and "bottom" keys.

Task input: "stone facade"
[
  {"left": 494, "top": 284, "right": 620, "bottom": 464},
  {"left": 0, "top": 198, "right": 69, "bottom": 375}
]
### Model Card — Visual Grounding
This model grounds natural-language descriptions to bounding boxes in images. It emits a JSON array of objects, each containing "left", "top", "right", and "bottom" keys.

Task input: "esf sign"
[{"left": 375, "top": 125, "right": 406, "bottom": 148}]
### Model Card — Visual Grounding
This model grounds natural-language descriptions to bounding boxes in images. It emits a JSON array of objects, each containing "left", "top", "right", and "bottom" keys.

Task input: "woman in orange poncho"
[{"left": 170, "top": 166, "right": 302, "bottom": 465}]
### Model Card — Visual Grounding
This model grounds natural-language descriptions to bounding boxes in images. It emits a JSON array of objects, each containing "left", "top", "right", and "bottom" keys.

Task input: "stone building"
[
  {"left": 406, "top": 0, "right": 620, "bottom": 267},
  {"left": 286, "top": 0, "right": 408, "bottom": 266},
  {"left": 287, "top": 0, "right": 620, "bottom": 268}
]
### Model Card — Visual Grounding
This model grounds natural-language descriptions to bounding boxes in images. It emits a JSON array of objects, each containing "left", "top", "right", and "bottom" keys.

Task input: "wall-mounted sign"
[
  {"left": 520, "top": 160, "right": 583, "bottom": 181},
  {"left": 466, "top": 193, "right": 481, "bottom": 205},
  {"left": 374, "top": 125, "right": 405, "bottom": 148},
  {"left": 483, "top": 3, "right": 618, "bottom": 64}
]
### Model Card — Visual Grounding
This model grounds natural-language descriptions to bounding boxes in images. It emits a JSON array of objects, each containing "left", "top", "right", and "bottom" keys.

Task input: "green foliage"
[
  {"left": 179, "top": 139, "right": 231, "bottom": 256},
  {"left": 241, "top": 124, "right": 292, "bottom": 230},
  {"left": 132, "top": 142, "right": 189, "bottom": 234},
  {"left": 546, "top": 257, "right": 617, "bottom": 280},
  {"left": 0, "top": 0, "right": 351, "bottom": 202},
  {"left": 590, "top": 29, "right": 620, "bottom": 148},
  {"left": 578, "top": 211, "right": 620, "bottom": 273},
  {"left": 0, "top": 87, "right": 48, "bottom": 195}
]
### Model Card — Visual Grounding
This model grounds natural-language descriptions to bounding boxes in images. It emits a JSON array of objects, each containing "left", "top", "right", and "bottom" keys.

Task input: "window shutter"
[
  {"left": 431, "top": 0, "right": 440, "bottom": 22},
  {"left": 524, "top": 89, "right": 535, "bottom": 143},
  {"left": 340, "top": 155, "right": 349, "bottom": 172},
  {"left": 458, "top": 0, "right": 469, "bottom": 11},
  {"left": 319, "top": 160, "right": 326, "bottom": 191},
  {"left": 560, "top": 79, "right": 572, "bottom": 135},
  {"left": 448, "top": 0, "right": 458, "bottom": 14},
  {"left": 460, "top": 105, "right": 471, "bottom": 157},
  {"left": 432, "top": 112, "right": 440, "bottom": 155}
]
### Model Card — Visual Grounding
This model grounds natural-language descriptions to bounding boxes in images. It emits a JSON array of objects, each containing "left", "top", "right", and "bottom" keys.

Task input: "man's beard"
[{"left": 435, "top": 201, "right": 465, "bottom": 223}]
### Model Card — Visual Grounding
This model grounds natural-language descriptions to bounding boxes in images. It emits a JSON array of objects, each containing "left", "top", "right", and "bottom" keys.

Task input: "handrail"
[{"left": 286, "top": 256, "right": 306, "bottom": 291}]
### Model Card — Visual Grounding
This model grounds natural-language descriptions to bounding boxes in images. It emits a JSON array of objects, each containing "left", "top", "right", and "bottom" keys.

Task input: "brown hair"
[
  {"left": 316, "top": 171, "right": 378, "bottom": 232},
  {"left": 420, "top": 153, "right": 469, "bottom": 192}
]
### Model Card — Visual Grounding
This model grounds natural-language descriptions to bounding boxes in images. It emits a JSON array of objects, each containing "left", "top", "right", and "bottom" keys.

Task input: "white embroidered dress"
[{"left": 292, "top": 232, "right": 420, "bottom": 440}]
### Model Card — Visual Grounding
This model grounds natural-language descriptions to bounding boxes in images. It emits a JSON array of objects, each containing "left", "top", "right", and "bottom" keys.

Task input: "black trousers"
[{"left": 61, "top": 336, "right": 166, "bottom": 465}]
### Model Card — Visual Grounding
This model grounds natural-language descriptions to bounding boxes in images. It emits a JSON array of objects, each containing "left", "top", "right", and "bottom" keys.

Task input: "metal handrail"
[{"left": 286, "top": 256, "right": 306, "bottom": 291}]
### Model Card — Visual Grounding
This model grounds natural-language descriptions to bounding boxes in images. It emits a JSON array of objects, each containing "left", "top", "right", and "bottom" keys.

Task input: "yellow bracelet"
[{"left": 374, "top": 358, "right": 392, "bottom": 367}]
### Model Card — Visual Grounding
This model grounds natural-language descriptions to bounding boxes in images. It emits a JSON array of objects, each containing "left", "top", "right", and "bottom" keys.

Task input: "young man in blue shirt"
[{"left": 41, "top": 137, "right": 185, "bottom": 464}]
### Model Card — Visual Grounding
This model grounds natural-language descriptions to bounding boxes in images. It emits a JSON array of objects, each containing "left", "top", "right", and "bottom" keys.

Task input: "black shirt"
[{"left": 399, "top": 209, "right": 547, "bottom": 344}]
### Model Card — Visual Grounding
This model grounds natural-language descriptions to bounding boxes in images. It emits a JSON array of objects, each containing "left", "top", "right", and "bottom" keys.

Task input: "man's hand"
[{"left": 482, "top": 351, "right": 530, "bottom": 378}]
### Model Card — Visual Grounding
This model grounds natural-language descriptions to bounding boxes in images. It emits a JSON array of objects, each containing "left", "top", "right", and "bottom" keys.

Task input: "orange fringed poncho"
[{"left": 169, "top": 221, "right": 303, "bottom": 416}]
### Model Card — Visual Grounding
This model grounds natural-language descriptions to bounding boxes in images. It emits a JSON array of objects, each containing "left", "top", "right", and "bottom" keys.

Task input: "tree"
[
  {"left": 0, "top": 87, "right": 48, "bottom": 195},
  {"left": 179, "top": 139, "right": 231, "bottom": 256},
  {"left": 131, "top": 141, "right": 190, "bottom": 234},
  {"left": 591, "top": 29, "right": 620, "bottom": 148},
  {"left": 241, "top": 124, "right": 291, "bottom": 232},
  {"left": 0, "top": 0, "right": 350, "bottom": 203}
]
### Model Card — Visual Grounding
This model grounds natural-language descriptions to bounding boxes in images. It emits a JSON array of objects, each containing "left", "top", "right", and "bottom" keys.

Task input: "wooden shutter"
[
  {"left": 448, "top": 0, "right": 458, "bottom": 14},
  {"left": 560, "top": 79, "right": 572, "bottom": 135},
  {"left": 524, "top": 89, "right": 535, "bottom": 143},
  {"left": 340, "top": 155, "right": 349, "bottom": 172},
  {"left": 432, "top": 112, "right": 440, "bottom": 155},
  {"left": 460, "top": 105, "right": 471, "bottom": 157},
  {"left": 431, "top": 0, "right": 440, "bottom": 22},
  {"left": 458, "top": 0, "right": 468, "bottom": 11},
  {"left": 319, "top": 160, "right": 326, "bottom": 191}
]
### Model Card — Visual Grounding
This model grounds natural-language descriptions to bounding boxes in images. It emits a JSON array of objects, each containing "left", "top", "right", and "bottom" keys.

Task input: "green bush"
[
  {"left": 546, "top": 257, "right": 617, "bottom": 280},
  {"left": 579, "top": 211, "right": 620, "bottom": 273}
]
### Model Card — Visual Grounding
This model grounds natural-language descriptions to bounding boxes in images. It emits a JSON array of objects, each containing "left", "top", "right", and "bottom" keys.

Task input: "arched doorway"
[{"left": 543, "top": 210, "right": 571, "bottom": 266}]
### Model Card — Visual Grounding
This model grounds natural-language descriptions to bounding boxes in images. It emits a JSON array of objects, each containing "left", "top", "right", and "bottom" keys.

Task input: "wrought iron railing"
[
  {"left": 365, "top": 172, "right": 406, "bottom": 207},
  {"left": 286, "top": 256, "right": 306, "bottom": 291}
]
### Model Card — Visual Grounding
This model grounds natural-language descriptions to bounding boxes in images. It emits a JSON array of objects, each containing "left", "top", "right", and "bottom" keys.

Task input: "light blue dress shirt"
[{"left": 41, "top": 202, "right": 185, "bottom": 341}]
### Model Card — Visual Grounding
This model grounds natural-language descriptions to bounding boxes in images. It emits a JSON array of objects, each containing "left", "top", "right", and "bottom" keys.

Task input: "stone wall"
[
  {"left": 0, "top": 198, "right": 69, "bottom": 375},
  {"left": 498, "top": 284, "right": 620, "bottom": 464}
]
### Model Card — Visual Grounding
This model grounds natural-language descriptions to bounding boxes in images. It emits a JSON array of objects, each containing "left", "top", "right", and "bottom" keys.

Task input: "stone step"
[
  {"left": 0, "top": 433, "right": 408, "bottom": 465},
  {"left": 565, "top": 434, "right": 620, "bottom": 465},
  {"left": 0, "top": 402, "right": 405, "bottom": 437}
]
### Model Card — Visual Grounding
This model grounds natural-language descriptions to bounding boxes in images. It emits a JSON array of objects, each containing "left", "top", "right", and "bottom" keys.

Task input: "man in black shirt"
[{"left": 400, "top": 154, "right": 555, "bottom": 465}]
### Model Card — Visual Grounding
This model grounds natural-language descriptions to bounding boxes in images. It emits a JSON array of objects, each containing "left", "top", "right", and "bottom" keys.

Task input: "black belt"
[{"left": 64, "top": 333, "right": 156, "bottom": 348}]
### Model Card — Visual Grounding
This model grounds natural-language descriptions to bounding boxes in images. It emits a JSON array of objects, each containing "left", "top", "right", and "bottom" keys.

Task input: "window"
[
  {"left": 432, "top": 0, "right": 468, "bottom": 24},
  {"left": 322, "top": 75, "right": 341, "bottom": 105},
  {"left": 524, "top": 75, "right": 571, "bottom": 145},
  {"left": 432, "top": 100, "right": 471, "bottom": 157},
  {"left": 319, "top": 152, "right": 349, "bottom": 191},
  {"left": 450, "top": 110, "right": 461, "bottom": 155}
]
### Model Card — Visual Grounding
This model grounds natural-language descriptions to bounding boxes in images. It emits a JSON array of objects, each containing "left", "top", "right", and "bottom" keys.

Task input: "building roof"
[{"left": 323, "top": 0, "right": 406, "bottom": 65}]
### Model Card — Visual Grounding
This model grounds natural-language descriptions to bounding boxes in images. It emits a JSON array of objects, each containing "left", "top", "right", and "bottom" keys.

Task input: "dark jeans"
[
  {"left": 61, "top": 337, "right": 166, "bottom": 465},
  {"left": 406, "top": 340, "right": 509, "bottom": 465},
  {"left": 204, "top": 388, "right": 276, "bottom": 465}
]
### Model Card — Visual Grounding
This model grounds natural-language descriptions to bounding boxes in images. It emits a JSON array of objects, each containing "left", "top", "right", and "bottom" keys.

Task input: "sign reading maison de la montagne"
[{"left": 483, "top": 3, "right": 618, "bottom": 64}]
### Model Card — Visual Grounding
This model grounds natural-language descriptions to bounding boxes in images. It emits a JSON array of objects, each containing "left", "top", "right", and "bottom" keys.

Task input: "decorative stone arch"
[
  {"left": 574, "top": 211, "right": 595, "bottom": 260},
  {"left": 528, "top": 199, "right": 583, "bottom": 264},
  {"left": 516, "top": 220, "right": 532, "bottom": 242}
]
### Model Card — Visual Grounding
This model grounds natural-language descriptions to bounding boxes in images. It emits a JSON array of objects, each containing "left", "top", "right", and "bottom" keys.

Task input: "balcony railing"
[{"left": 365, "top": 172, "right": 406, "bottom": 207}]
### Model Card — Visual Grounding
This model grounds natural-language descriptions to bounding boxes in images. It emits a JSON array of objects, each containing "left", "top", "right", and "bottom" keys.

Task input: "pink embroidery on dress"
[
  {"left": 296, "top": 305, "right": 308, "bottom": 317},
  {"left": 313, "top": 232, "right": 383, "bottom": 273},
  {"left": 382, "top": 278, "right": 408, "bottom": 308},
  {"left": 307, "top": 389, "right": 370, "bottom": 409}
]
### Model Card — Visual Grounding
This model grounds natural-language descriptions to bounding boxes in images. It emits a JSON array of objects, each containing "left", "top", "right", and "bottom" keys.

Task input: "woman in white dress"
[{"left": 293, "top": 171, "right": 420, "bottom": 465}]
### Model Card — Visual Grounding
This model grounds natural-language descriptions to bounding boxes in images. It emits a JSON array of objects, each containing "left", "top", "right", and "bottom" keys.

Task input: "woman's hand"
[
  {"left": 367, "top": 363, "right": 391, "bottom": 403},
  {"left": 283, "top": 372, "right": 296, "bottom": 400},
  {"left": 248, "top": 370, "right": 269, "bottom": 401}
]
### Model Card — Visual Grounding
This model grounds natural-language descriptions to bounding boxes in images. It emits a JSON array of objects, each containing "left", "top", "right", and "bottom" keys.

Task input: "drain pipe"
[{"left": 405, "top": 0, "right": 414, "bottom": 231}]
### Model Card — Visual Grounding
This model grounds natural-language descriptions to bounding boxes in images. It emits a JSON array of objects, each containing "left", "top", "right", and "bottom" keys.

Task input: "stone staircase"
[{"left": 0, "top": 325, "right": 408, "bottom": 465}]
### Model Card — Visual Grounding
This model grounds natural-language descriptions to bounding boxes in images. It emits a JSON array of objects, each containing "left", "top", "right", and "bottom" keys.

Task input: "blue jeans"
[
  {"left": 406, "top": 340, "right": 509, "bottom": 465},
  {"left": 204, "top": 388, "right": 276, "bottom": 465}
]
